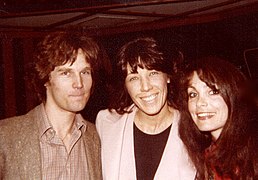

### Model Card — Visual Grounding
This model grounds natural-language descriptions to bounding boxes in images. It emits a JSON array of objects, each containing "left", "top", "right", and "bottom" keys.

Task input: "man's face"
[{"left": 45, "top": 48, "right": 93, "bottom": 113}]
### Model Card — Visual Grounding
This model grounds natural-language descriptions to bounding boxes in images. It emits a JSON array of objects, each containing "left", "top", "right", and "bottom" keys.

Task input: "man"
[{"left": 0, "top": 31, "right": 102, "bottom": 179}]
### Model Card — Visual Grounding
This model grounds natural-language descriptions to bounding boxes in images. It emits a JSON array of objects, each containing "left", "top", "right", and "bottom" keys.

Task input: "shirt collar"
[
  {"left": 38, "top": 104, "right": 52, "bottom": 140},
  {"left": 37, "top": 104, "right": 87, "bottom": 140}
]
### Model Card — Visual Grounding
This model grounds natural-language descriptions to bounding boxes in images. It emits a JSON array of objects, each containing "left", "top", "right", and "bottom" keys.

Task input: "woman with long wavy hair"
[{"left": 178, "top": 56, "right": 258, "bottom": 179}]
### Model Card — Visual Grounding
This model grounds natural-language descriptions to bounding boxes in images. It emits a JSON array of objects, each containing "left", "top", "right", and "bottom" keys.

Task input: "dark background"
[{"left": 0, "top": 11, "right": 257, "bottom": 123}]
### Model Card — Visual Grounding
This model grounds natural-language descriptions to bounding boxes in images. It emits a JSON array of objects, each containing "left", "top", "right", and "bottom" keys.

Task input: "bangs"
[
  {"left": 196, "top": 69, "right": 218, "bottom": 90},
  {"left": 127, "top": 55, "right": 163, "bottom": 73},
  {"left": 62, "top": 49, "right": 78, "bottom": 66}
]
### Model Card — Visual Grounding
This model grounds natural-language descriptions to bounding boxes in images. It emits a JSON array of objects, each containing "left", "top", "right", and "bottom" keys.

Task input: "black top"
[{"left": 134, "top": 123, "right": 171, "bottom": 180}]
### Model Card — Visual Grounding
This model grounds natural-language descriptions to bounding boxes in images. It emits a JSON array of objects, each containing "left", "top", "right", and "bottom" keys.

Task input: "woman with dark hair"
[
  {"left": 179, "top": 56, "right": 258, "bottom": 179},
  {"left": 96, "top": 37, "right": 196, "bottom": 179}
]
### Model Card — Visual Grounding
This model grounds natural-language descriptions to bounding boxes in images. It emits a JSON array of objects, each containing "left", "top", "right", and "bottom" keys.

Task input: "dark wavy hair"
[
  {"left": 178, "top": 56, "right": 258, "bottom": 179},
  {"left": 31, "top": 30, "right": 101, "bottom": 103},
  {"left": 109, "top": 37, "right": 183, "bottom": 114}
]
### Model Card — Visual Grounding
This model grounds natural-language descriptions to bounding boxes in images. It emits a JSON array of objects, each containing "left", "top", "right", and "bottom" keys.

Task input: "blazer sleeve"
[{"left": 0, "top": 146, "right": 4, "bottom": 179}]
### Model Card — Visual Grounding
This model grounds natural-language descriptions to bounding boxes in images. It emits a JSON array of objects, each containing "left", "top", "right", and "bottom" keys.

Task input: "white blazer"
[{"left": 96, "top": 105, "right": 196, "bottom": 180}]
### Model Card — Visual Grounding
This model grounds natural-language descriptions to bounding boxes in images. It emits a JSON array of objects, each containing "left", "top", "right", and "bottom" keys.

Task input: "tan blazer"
[
  {"left": 96, "top": 105, "right": 196, "bottom": 180},
  {"left": 0, "top": 104, "right": 102, "bottom": 180}
]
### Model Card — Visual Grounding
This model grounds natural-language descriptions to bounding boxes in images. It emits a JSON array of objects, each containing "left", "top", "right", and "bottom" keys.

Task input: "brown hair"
[
  {"left": 109, "top": 37, "right": 182, "bottom": 114},
  {"left": 31, "top": 30, "right": 100, "bottom": 102},
  {"left": 179, "top": 56, "right": 258, "bottom": 179}
]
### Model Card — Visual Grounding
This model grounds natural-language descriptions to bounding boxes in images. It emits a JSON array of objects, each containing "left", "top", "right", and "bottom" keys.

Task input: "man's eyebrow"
[
  {"left": 80, "top": 67, "right": 92, "bottom": 72},
  {"left": 56, "top": 67, "right": 71, "bottom": 72},
  {"left": 83, "top": 66, "right": 92, "bottom": 70}
]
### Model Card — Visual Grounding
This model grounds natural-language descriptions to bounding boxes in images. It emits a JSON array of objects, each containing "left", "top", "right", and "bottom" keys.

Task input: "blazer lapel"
[
  {"left": 118, "top": 108, "right": 137, "bottom": 180},
  {"left": 82, "top": 124, "right": 102, "bottom": 180},
  {"left": 154, "top": 113, "right": 196, "bottom": 179}
]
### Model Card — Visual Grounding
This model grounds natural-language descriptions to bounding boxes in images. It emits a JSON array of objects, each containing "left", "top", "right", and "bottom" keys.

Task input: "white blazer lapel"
[
  {"left": 96, "top": 105, "right": 138, "bottom": 180},
  {"left": 154, "top": 113, "right": 196, "bottom": 180},
  {"left": 118, "top": 109, "right": 137, "bottom": 180}
]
